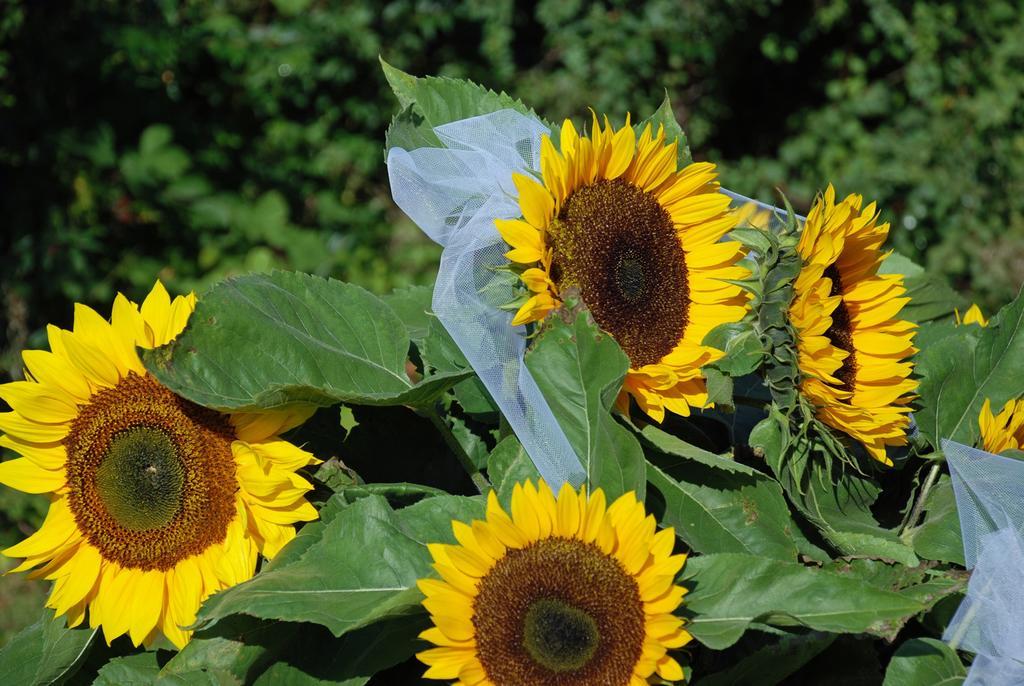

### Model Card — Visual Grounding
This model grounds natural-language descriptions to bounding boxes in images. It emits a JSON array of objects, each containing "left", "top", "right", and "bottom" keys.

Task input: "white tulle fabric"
[
  {"left": 388, "top": 110, "right": 586, "bottom": 486},
  {"left": 388, "top": 109, "right": 782, "bottom": 488},
  {"left": 942, "top": 439, "right": 1024, "bottom": 683}
]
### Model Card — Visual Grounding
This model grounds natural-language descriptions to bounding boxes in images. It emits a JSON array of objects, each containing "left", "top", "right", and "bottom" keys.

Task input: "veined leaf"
[
  {"left": 903, "top": 475, "right": 965, "bottom": 566},
  {"left": 0, "top": 608, "right": 97, "bottom": 686},
  {"left": 487, "top": 435, "right": 540, "bottom": 504},
  {"left": 634, "top": 93, "right": 692, "bottom": 167},
  {"left": 916, "top": 285, "right": 1024, "bottom": 448},
  {"left": 692, "top": 631, "right": 835, "bottom": 686},
  {"left": 636, "top": 424, "right": 751, "bottom": 474},
  {"left": 646, "top": 461, "right": 800, "bottom": 561},
  {"left": 524, "top": 311, "right": 646, "bottom": 501},
  {"left": 160, "top": 614, "right": 424, "bottom": 686},
  {"left": 251, "top": 616, "right": 427, "bottom": 685},
  {"left": 194, "top": 493, "right": 483, "bottom": 637},
  {"left": 381, "top": 284, "right": 434, "bottom": 346},
  {"left": 381, "top": 59, "right": 550, "bottom": 153},
  {"left": 750, "top": 411, "right": 919, "bottom": 566},
  {"left": 683, "top": 553, "right": 927, "bottom": 649},
  {"left": 144, "top": 272, "right": 471, "bottom": 411},
  {"left": 879, "top": 252, "right": 965, "bottom": 324},
  {"left": 882, "top": 638, "right": 966, "bottom": 686}
]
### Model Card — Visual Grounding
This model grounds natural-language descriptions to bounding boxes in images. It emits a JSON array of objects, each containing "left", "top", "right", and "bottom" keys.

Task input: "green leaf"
[
  {"left": 703, "top": 322, "right": 766, "bottom": 377},
  {"left": 692, "top": 631, "right": 836, "bottom": 686},
  {"left": 683, "top": 553, "right": 927, "bottom": 649},
  {"left": 880, "top": 252, "right": 965, "bottom": 324},
  {"left": 381, "top": 284, "right": 434, "bottom": 346},
  {"left": 903, "top": 475, "right": 965, "bottom": 565},
  {"left": 487, "top": 435, "right": 541, "bottom": 504},
  {"left": 524, "top": 311, "right": 645, "bottom": 500},
  {"left": 882, "top": 638, "right": 966, "bottom": 686},
  {"left": 825, "top": 559, "right": 968, "bottom": 631},
  {"left": 195, "top": 493, "right": 482, "bottom": 637},
  {"left": 419, "top": 318, "right": 469, "bottom": 375},
  {"left": 636, "top": 423, "right": 750, "bottom": 473},
  {"left": 95, "top": 652, "right": 163, "bottom": 685},
  {"left": 160, "top": 615, "right": 291, "bottom": 684},
  {"left": 703, "top": 367, "right": 734, "bottom": 410},
  {"left": 251, "top": 616, "right": 427, "bottom": 685},
  {"left": 144, "top": 272, "right": 470, "bottom": 411},
  {"left": 916, "top": 286, "right": 1024, "bottom": 448},
  {"left": 634, "top": 93, "right": 692, "bottom": 167},
  {"left": 0, "top": 608, "right": 97, "bottom": 686},
  {"left": 160, "top": 614, "right": 424, "bottom": 686},
  {"left": 646, "top": 460, "right": 800, "bottom": 561},
  {"left": 381, "top": 59, "right": 549, "bottom": 153},
  {"left": 749, "top": 413, "right": 919, "bottom": 565}
]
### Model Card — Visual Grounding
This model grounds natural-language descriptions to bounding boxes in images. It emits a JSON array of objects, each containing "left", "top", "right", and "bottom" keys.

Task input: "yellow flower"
[
  {"left": 497, "top": 112, "right": 749, "bottom": 422},
  {"left": 789, "top": 185, "right": 917, "bottom": 465},
  {"left": 978, "top": 398, "right": 1024, "bottom": 453},
  {"left": 417, "top": 480, "right": 690, "bottom": 685},
  {"left": 733, "top": 201, "right": 774, "bottom": 230},
  {"left": 954, "top": 304, "right": 989, "bottom": 327},
  {"left": 0, "top": 281, "right": 318, "bottom": 648}
]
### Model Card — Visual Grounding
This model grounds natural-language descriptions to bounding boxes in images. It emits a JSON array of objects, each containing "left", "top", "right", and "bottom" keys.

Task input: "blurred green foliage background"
[{"left": 1, "top": 0, "right": 1022, "bottom": 642}]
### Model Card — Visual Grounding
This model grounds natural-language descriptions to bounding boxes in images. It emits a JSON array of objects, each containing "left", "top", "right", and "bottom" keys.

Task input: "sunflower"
[
  {"left": 978, "top": 398, "right": 1024, "bottom": 454},
  {"left": 733, "top": 201, "right": 774, "bottom": 231},
  {"left": 0, "top": 281, "right": 318, "bottom": 648},
  {"left": 496, "top": 113, "right": 749, "bottom": 422},
  {"left": 789, "top": 185, "right": 917, "bottom": 465},
  {"left": 417, "top": 480, "right": 690, "bottom": 685}
]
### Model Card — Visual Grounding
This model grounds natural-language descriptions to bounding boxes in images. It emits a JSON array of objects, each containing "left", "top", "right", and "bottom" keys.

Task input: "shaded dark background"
[{"left": 2, "top": 0, "right": 1023, "bottom": 641}]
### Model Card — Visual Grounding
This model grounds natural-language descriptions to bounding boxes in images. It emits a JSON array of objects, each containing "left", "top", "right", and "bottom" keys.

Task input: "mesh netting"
[
  {"left": 943, "top": 439, "right": 1024, "bottom": 684},
  {"left": 388, "top": 110, "right": 585, "bottom": 487},
  {"left": 387, "top": 108, "right": 793, "bottom": 489}
]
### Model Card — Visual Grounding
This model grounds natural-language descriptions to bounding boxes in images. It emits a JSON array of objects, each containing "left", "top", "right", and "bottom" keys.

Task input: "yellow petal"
[
  {"left": 0, "top": 457, "right": 64, "bottom": 493},
  {"left": 512, "top": 173, "right": 554, "bottom": 228},
  {"left": 127, "top": 569, "right": 166, "bottom": 646},
  {"left": 21, "top": 350, "right": 92, "bottom": 402}
]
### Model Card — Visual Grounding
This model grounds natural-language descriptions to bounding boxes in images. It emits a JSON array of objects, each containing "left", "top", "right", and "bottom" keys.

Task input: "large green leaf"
[
  {"left": 160, "top": 614, "right": 423, "bottom": 686},
  {"left": 636, "top": 424, "right": 751, "bottom": 474},
  {"left": 94, "top": 653, "right": 163, "bottom": 686},
  {"left": 0, "top": 608, "right": 97, "bottom": 685},
  {"left": 880, "top": 252, "right": 966, "bottom": 324},
  {"left": 692, "top": 631, "right": 835, "bottom": 686},
  {"left": 381, "top": 284, "right": 434, "bottom": 346},
  {"left": 903, "top": 475, "right": 965, "bottom": 565},
  {"left": 195, "top": 493, "right": 482, "bottom": 637},
  {"left": 882, "top": 638, "right": 966, "bottom": 686},
  {"left": 749, "top": 411, "right": 919, "bottom": 565},
  {"left": 144, "top": 272, "right": 470, "bottom": 411},
  {"left": 683, "top": 553, "right": 926, "bottom": 649},
  {"left": 825, "top": 559, "right": 968, "bottom": 629},
  {"left": 251, "top": 617, "right": 426, "bottom": 685},
  {"left": 646, "top": 460, "right": 800, "bottom": 561},
  {"left": 381, "top": 59, "right": 550, "bottom": 153},
  {"left": 487, "top": 435, "right": 541, "bottom": 504},
  {"left": 916, "top": 286, "right": 1024, "bottom": 447},
  {"left": 159, "top": 615, "right": 294, "bottom": 683},
  {"left": 524, "top": 311, "right": 646, "bottom": 500}
]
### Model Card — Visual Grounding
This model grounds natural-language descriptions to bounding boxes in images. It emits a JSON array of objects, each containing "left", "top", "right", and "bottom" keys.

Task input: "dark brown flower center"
[
  {"left": 823, "top": 265, "right": 857, "bottom": 390},
  {"left": 64, "top": 372, "right": 238, "bottom": 570},
  {"left": 472, "top": 537, "right": 646, "bottom": 686},
  {"left": 550, "top": 178, "right": 689, "bottom": 368}
]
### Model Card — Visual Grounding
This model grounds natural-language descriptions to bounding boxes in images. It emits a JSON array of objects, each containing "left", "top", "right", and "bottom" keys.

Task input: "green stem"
[
  {"left": 901, "top": 462, "right": 941, "bottom": 534},
  {"left": 426, "top": 410, "right": 491, "bottom": 495}
]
